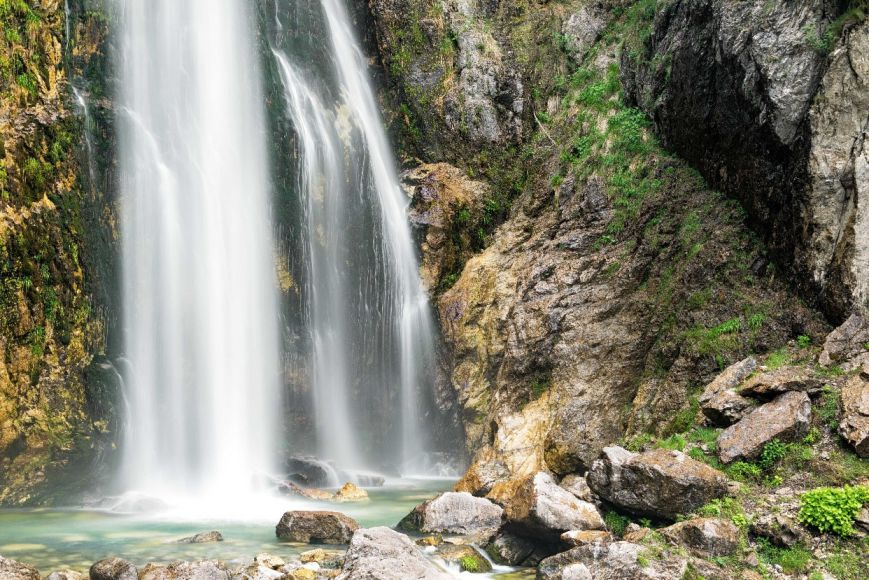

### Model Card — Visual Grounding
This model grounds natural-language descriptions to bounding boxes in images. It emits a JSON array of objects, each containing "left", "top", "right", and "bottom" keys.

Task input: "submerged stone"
[
  {"left": 0, "top": 556, "right": 40, "bottom": 580},
  {"left": 89, "top": 558, "right": 137, "bottom": 580},
  {"left": 174, "top": 530, "right": 223, "bottom": 544}
]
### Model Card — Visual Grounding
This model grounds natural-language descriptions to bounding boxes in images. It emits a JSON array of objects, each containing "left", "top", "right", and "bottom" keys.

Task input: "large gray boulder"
[
  {"left": 397, "top": 491, "right": 503, "bottom": 539},
  {"left": 587, "top": 447, "right": 729, "bottom": 520},
  {"left": 275, "top": 511, "right": 360, "bottom": 544},
  {"left": 336, "top": 527, "right": 450, "bottom": 580},
  {"left": 700, "top": 357, "right": 758, "bottom": 426},
  {"left": 537, "top": 541, "right": 688, "bottom": 580},
  {"left": 89, "top": 558, "right": 137, "bottom": 580},
  {"left": 488, "top": 472, "right": 604, "bottom": 541},
  {"left": 717, "top": 391, "right": 812, "bottom": 463},
  {"left": 0, "top": 557, "right": 40, "bottom": 580},
  {"left": 839, "top": 370, "right": 869, "bottom": 457},
  {"left": 660, "top": 518, "right": 740, "bottom": 557}
]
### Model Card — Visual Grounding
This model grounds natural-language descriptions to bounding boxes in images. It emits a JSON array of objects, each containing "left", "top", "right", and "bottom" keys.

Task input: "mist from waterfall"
[
  {"left": 271, "top": 0, "right": 438, "bottom": 471},
  {"left": 115, "top": 0, "right": 281, "bottom": 502}
]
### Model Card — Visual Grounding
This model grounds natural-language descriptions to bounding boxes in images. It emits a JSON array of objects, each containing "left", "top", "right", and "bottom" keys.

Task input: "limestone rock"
[
  {"left": 717, "top": 391, "right": 812, "bottom": 463},
  {"left": 0, "top": 556, "right": 40, "bottom": 580},
  {"left": 560, "top": 530, "right": 611, "bottom": 547},
  {"left": 89, "top": 558, "right": 137, "bottom": 580},
  {"left": 336, "top": 527, "right": 450, "bottom": 579},
  {"left": 559, "top": 474, "right": 594, "bottom": 502},
  {"left": 699, "top": 357, "right": 758, "bottom": 426},
  {"left": 537, "top": 541, "right": 688, "bottom": 580},
  {"left": 660, "top": 518, "right": 740, "bottom": 557},
  {"left": 750, "top": 514, "right": 810, "bottom": 548},
  {"left": 175, "top": 530, "right": 223, "bottom": 543},
  {"left": 275, "top": 511, "right": 360, "bottom": 544},
  {"left": 489, "top": 472, "right": 605, "bottom": 541},
  {"left": 435, "top": 544, "right": 492, "bottom": 573},
  {"left": 333, "top": 482, "right": 368, "bottom": 502},
  {"left": 483, "top": 530, "right": 538, "bottom": 566},
  {"left": 397, "top": 491, "right": 503, "bottom": 539},
  {"left": 587, "top": 447, "right": 729, "bottom": 520},
  {"left": 299, "top": 549, "right": 343, "bottom": 569},
  {"left": 839, "top": 371, "right": 869, "bottom": 457},
  {"left": 139, "top": 561, "right": 230, "bottom": 580},
  {"left": 821, "top": 314, "right": 869, "bottom": 369},
  {"left": 562, "top": 5, "right": 609, "bottom": 65},
  {"left": 739, "top": 367, "right": 824, "bottom": 398},
  {"left": 46, "top": 571, "right": 85, "bottom": 580}
]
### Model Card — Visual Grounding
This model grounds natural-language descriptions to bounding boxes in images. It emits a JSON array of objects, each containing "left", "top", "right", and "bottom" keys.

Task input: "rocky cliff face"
[
  {"left": 0, "top": 0, "right": 117, "bottom": 505},
  {"left": 621, "top": 0, "right": 868, "bottom": 319}
]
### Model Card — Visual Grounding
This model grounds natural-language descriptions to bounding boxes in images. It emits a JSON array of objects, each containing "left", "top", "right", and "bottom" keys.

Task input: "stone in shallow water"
[
  {"left": 435, "top": 543, "right": 492, "bottom": 573},
  {"left": 0, "top": 556, "right": 40, "bottom": 580},
  {"left": 46, "top": 571, "right": 85, "bottom": 580},
  {"left": 174, "top": 530, "right": 223, "bottom": 543},
  {"left": 89, "top": 557, "right": 137, "bottom": 580},
  {"left": 397, "top": 491, "right": 503, "bottom": 539},
  {"left": 337, "top": 527, "right": 450, "bottom": 579},
  {"left": 139, "top": 560, "right": 230, "bottom": 580},
  {"left": 333, "top": 482, "right": 368, "bottom": 502},
  {"left": 276, "top": 511, "right": 360, "bottom": 544}
]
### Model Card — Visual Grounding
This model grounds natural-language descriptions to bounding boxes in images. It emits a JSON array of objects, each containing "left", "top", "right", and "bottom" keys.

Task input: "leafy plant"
[
  {"left": 604, "top": 510, "right": 630, "bottom": 536},
  {"left": 797, "top": 334, "right": 811, "bottom": 348},
  {"left": 798, "top": 485, "right": 869, "bottom": 536}
]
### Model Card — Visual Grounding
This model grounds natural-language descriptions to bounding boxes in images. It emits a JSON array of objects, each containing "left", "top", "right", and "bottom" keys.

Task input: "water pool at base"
[{"left": 0, "top": 479, "right": 531, "bottom": 577}]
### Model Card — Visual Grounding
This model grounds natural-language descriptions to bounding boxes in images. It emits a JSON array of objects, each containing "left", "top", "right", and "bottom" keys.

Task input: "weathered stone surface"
[
  {"left": 139, "top": 561, "right": 230, "bottom": 580},
  {"left": 336, "top": 527, "right": 450, "bottom": 580},
  {"left": 700, "top": 357, "right": 759, "bottom": 426},
  {"left": 559, "top": 474, "right": 594, "bottom": 502},
  {"left": 537, "top": 541, "right": 688, "bottom": 580},
  {"left": 275, "top": 511, "right": 360, "bottom": 544},
  {"left": 175, "top": 530, "right": 223, "bottom": 544},
  {"left": 718, "top": 391, "right": 812, "bottom": 463},
  {"left": 0, "top": 556, "right": 40, "bottom": 580},
  {"left": 489, "top": 472, "right": 604, "bottom": 541},
  {"left": 435, "top": 544, "right": 492, "bottom": 573},
  {"left": 483, "top": 530, "right": 537, "bottom": 566},
  {"left": 821, "top": 314, "right": 869, "bottom": 369},
  {"left": 560, "top": 530, "right": 611, "bottom": 547},
  {"left": 562, "top": 4, "right": 609, "bottom": 65},
  {"left": 398, "top": 491, "right": 503, "bottom": 538},
  {"left": 839, "top": 371, "right": 869, "bottom": 457},
  {"left": 46, "top": 571, "right": 85, "bottom": 580},
  {"left": 587, "top": 447, "right": 728, "bottom": 520},
  {"left": 333, "top": 482, "right": 368, "bottom": 502},
  {"left": 660, "top": 518, "right": 740, "bottom": 557},
  {"left": 285, "top": 457, "right": 337, "bottom": 488},
  {"left": 739, "top": 367, "right": 824, "bottom": 398},
  {"left": 89, "top": 558, "right": 137, "bottom": 580},
  {"left": 750, "top": 514, "right": 810, "bottom": 548}
]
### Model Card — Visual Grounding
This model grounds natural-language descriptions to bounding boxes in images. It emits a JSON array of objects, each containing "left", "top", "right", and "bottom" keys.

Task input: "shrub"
[
  {"left": 727, "top": 461, "right": 762, "bottom": 482},
  {"left": 797, "top": 334, "right": 811, "bottom": 348},
  {"left": 604, "top": 510, "right": 630, "bottom": 536},
  {"left": 758, "top": 439, "right": 789, "bottom": 470},
  {"left": 798, "top": 485, "right": 869, "bottom": 536}
]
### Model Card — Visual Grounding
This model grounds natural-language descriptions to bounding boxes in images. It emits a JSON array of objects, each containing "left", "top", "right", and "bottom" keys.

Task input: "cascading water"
[
  {"left": 270, "top": 0, "right": 438, "bottom": 471},
  {"left": 115, "top": 0, "right": 281, "bottom": 503}
]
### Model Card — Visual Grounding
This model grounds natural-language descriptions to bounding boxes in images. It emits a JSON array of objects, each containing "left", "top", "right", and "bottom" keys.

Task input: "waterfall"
[
  {"left": 115, "top": 0, "right": 281, "bottom": 501},
  {"left": 272, "top": 0, "right": 437, "bottom": 471}
]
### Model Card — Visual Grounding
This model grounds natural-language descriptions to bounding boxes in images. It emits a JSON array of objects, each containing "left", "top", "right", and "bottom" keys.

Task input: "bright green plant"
[
  {"left": 797, "top": 334, "right": 811, "bottom": 348},
  {"left": 798, "top": 485, "right": 869, "bottom": 536},
  {"left": 459, "top": 555, "right": 481, "bottom": 572},
  {"left": 604, "top": 510, "right": 630, "bottom": 536}
]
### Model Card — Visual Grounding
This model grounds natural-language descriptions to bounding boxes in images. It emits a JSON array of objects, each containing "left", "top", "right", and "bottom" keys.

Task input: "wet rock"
[
  {"left": 333, "top": 482, "right": 368, "bottom": 502},
  {"left": 89, "top": 558, "right": 137, "bottom": 580},
  {"left": 562, "top": 4, "right": 609, "bottom": 65},
  {"left": 483, "top": 530, "right": 538, "bottom": 566},
  {"left": 489, "top": 472, "right": 605, "bottom": 542},
  {"left": 416, "top": 535, "right": 443, "bottom": 547},
  {"left": 660, "top": 518, "right": 740, "bottom": 557},
  {"left": 46, "top": 571, "right": 85, "bottom": 580},
  {"left": 0, "top": 556, "right": 40, "bottom": 580},
  {"left": 276, "top": 511, "right": 360, "bottom": 544},
  {"left": 175, "top": 530, "right": 223, "bottom": 543},
  {"left": 560, "top": 530, "right": 611, "bottom": 546},
  {"left": 537, "top": 541, "right": 687, "bottom": 579},
  {"left": 739, "top": 367, "right": 824, "bottom": 398},
  {"left": 839, "top": 371, "right": 869, "bottom": 457},
  {"left": 278, "top": 481, "right": 334, "bottom": 501},
  {"left": 700, "top": 357, "right": 758, "bottom": 426},
  {"left": 139, "top": 561, "right": 230, "bottom": 580},
  {"left": 299, "top": 548, "right": 344, "bottom": 569},
  {"left": 717, "top": 391, "right": 812, "bottom": 463},
  {"left": 750, "top": 514, "right": 810, "bottom": 548},
  {"left": 336, "top": 527, "right": 450, "bottom": 579},
  {"left": 397, "top": 491, "right": 503, "bottom": 539},
  {"left": 559, "top": 474, "right": 594, "bottom": 502},
  {"left": 435, "top": 544, "right": 492, "bottom": 573},
  {"left": 285, "top": 457, "right": 336, "bottom": 487},
  {"left": 587, "top": 447, "right": 729, "bottom": 520},
  {"left": 821, "top": 314, "right": 869, "bottom": 370}
]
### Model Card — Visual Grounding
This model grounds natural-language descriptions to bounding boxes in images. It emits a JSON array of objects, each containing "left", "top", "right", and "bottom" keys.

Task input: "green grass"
[{"left": 756, "top": 538, "right": 812, "bottom": 574}]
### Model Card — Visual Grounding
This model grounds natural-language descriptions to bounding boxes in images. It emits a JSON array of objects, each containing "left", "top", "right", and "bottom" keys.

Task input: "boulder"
[
  {"left": 139, "top": 561, "right": 230, "bottom": 580},
  {"left": 699, "top": 357, "right": 758, "bottom": 427},
  {"left": 587, "top": 447, "right": 729, "bottom": 520},
  {"left": 820, "top": 314, "right": 869, "bottom": 370},
  {"left": 559, "top": 474, "right": 594, "bottom": 502},
  {"left": 750, "top": 514, "right": 810, "bottom": 548},
  {"left": 232, "top": 564, "right": 284, "bottom": 580},
  {"left": 285, "top": 457, "right": 337, "bottom": 487},
  {"left": 660, "top": 518, "right": 740, "bottom": 557},
  {"left": 333, "top": 482, "right": 368, "bottom": 502},
  {"left": 397, "top": 492, "right": 503, "bottom": 539},
  {"left": 89, "top": 558, "right": 137, "bottom": 580},
  {"left": 488, "top": 472, "right": 605, "bottom": 541},
  {"left": 435, "top": 544, "right": 492, "bottom": 573},
  {"left": 0, "top": 557, "right": 40, "bottom": 580},
  {"left": 717, "top": 391, "right": 812, "bottom": 463},
  {"left": 739, "top": 367, "right": 824, "bottom": 398},
  {"left": 275, "top": 511, "right": 360, "bottom": 544},
  {"left": 254, "top": 553, "right": 286, "bottom": 569},
  {"left": 336, "top": 527, "right": 450, "bottom": 579},
  {"left": 537, "top": 541, "right": 687, "bottom": 580},
  {"left": 46, "top": 572, "right": 85, "bottom": 580},
  {"left": 483, "top": 530, "right": 538, "bottom": 566},
  {"left": 174, "top": 530, "right": 223, "bottom": 543},
  {"left": 840, "top": 371, "right": 869, "bottom": 457},
  {"left": 560, "top": 530, "right": 611, "bottom": 546}
]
